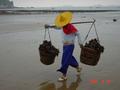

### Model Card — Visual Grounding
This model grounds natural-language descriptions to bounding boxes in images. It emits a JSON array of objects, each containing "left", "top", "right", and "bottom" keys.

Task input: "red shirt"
[{"left": 63, "top": 23, "right": 77, "bottom": 34}]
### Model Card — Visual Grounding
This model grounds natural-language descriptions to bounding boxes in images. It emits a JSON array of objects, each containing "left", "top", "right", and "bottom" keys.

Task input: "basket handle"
[
  {"left": 44, "top": 26, "right": 52, "bottom": 44},
  {"left": 83, "top": 19, "right": 100, "bottom": 44},
  {"left": 93, "top": 22, "right": 100, "bottom": 43}
]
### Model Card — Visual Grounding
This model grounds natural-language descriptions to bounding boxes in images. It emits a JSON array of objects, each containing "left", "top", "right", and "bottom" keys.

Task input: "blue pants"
[{"left": 57, "top": 44, "right": 79, "bottom": 75}]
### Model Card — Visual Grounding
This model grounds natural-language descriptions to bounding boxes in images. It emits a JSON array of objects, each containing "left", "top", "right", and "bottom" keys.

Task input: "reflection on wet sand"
[{"left": 39, "top": 75, "right": 81, "bottom": 90}]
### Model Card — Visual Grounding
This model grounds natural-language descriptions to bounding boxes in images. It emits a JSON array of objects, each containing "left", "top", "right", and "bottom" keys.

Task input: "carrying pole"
[{"left": 45, "top": 20, "right": 95, "bottom": 29}]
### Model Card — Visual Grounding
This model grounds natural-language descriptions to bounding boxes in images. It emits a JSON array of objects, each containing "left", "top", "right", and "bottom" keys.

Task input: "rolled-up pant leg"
[
  {"left": 57, "top": 44, "right": 79, "bottom": 75},
  {"left": 70, "top": 56, "right": 79, "bottom": 68}
]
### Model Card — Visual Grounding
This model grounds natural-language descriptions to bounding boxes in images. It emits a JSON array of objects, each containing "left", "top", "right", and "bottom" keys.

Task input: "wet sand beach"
[{"left": 0, "top": 12, "right": 120, "bottom": 90}]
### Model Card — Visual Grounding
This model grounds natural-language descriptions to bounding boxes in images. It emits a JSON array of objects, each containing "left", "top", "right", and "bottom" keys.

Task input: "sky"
[{"left": 10, "top": 0, "right": 120, "bottom": 7}]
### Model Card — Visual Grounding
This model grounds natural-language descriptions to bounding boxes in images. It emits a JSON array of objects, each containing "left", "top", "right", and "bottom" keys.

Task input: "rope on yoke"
[
  {"left": 44, "top": 26, "right": 52, "bottom": 44},
  {"left": 83, "top": 21, "right": 94, "bottom": 43},
  {"left": 94, "top": 23, "right": 100, "bottom": 43},
  {"left": 83, "top": 21, "right": 100, "bottom": 44}
]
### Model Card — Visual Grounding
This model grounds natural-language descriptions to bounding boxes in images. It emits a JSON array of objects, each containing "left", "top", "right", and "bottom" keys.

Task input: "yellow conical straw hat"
[{"left": 55, "top": 12, "right": 73, "bottom": 28}]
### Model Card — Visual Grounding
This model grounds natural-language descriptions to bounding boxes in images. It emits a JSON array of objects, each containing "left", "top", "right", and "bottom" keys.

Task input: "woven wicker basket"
[
  {"left": 80, "top": 46, "right": 101, "bottom": 66},
  {"left": 39, "top": 51, "right": 56, "bottom": 65}
]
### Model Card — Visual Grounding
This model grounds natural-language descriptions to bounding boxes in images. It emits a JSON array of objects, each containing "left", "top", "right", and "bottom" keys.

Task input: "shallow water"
[{"left": 0, "top": 12, "right": 120, "bottom": 90}]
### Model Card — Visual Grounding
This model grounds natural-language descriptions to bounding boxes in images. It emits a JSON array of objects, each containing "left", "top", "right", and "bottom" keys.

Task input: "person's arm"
[
  {"left": 75, "top": 31, "right": 83, "bottom": 48},
  {"left": 44, "top": 24, "right": 61, "bottom": 30}
]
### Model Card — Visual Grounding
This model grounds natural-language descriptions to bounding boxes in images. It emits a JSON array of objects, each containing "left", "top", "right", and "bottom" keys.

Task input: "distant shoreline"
[{"left": 0, "top": 9, "right": 120, "bottom": 15}]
